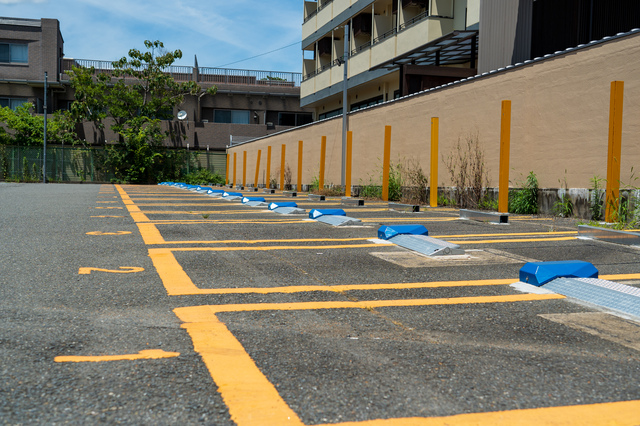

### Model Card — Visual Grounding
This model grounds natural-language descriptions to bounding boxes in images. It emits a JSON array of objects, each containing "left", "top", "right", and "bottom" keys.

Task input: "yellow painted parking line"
[
  {"left": 86, "top": 231, "right": 131, "bottom": 236},
  {"left": 444, "top": 231, "right": 577, "bottom": 238},
  {"left": 329, "top": 400, "right": 640, "bottom": 425},
  {"left": 600, "top": 273, "right": 640, "bottom": 280},
  {"left": 174, "top": 292, "right": 577, "bottom": 426},
  {"left": 55, "top": 349, "right": 179, "bottom": 363},
  {"left": 136, "top": 209, "right": 390, "bottom": 215},
  {"left": 450, "top": 237, "right": 576, "bottom": 244},
  {"left": 180, "top": 294, "right": 566, "bottom": 316},
  {"left": 146, "top": 247, "right": 487, "bottom": 296},
  {"left": 360, "top": 217, "right": 458, "bottom": 223},
  {"left": 180, "top": 316, "right": 304, "bottom": 426},
  {"left": 165, "top": 243, "right": 393, "bottom": 252}
]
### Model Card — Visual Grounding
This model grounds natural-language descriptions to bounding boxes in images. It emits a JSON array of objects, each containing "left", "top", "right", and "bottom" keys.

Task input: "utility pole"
[
  {"left": 341, "top": 24, "right": 349, "bottom": 188},
  {"left": 43, "top": 71, "right": 47, "bottom": 183}
]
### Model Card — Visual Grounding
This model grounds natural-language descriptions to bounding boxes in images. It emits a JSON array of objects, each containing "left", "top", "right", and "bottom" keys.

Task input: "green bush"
[
  {"left": 183, "top": 168, "right": 225, "bottom": 185},
  {"left": 509, "top": 171, "right": 539, "bottom": 214}
]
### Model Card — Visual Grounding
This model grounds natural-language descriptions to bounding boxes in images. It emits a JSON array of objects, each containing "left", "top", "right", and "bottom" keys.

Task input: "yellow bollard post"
[
  {"left": 280, "top": 144, "right": 286, "bottom": 190},
  {"left": 345, "top": 131, "right": 353, "bottom": 197},
  {"left": 605, "top": 81, "right": 624, "bottom": 222},
  {"left": 498, "top": 100, "right": 511, "bottom": 213},
  {"left": 225, "top": 153, "right": 230, "bottom": 185},
  {"left": 233, "top": 152, "right": 237, "bottom": 188},
  {"left": 382, "top": 126, "right": 391, "bottom": 201},
  {"left": 319, "top": 136, "right": 326, "bottom": 190},
  {"left": 242, "top": 151, "right": 247, "bottom": 187},
  {"left": 430, "top": 117, "right": 439, "bottom": 207},
  {"left": 297, "top": 140, "right": 303, "bottom": 192},
  {"left": 266, "top": 146, "right": 271, "bottom": 189},
  {"left": 254, "top": 150, "right": 262, "bottom": 189}
]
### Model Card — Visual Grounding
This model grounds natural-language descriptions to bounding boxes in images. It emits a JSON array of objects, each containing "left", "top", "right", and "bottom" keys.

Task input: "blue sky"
[{"left": 2, "top": 0, "right": 303, "bottom": 72}]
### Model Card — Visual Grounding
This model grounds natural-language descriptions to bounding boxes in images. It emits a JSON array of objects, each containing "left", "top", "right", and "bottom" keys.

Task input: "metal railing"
[
  {"left": 199, "top": 68, "right": 301, "bottom": 87},
  {"left": 61, "top": 58, "right": 302, "bottom": 87},
  {"left": 398, "top": 10, "right": 430, "bottom": 31}
]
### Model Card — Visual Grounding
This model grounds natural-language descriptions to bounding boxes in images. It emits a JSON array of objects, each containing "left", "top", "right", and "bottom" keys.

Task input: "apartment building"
[
  {"left": 0, "top": 16, "right": 312, "bottom": 151},
  {"left": 301, "top": 0, "right": 640, "bottom": 121},
  {"left": 301, "top": 0, "right": 480, "bottom": 119}
]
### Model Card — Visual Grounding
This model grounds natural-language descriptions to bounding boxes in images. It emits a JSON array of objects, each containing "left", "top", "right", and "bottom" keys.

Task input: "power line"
[{"left": 214, "top": 41, "right": 300, "bottom": 68}]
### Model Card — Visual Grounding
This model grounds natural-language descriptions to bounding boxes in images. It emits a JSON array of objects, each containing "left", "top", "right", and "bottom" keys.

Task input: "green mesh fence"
[{"left": 0, "top": 145, "right": 226, "bottom": 183}]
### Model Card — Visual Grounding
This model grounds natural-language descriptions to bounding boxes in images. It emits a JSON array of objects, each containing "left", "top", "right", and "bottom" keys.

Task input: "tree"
[
  {"left": 68, "top": 40, "right": 217, "bottom": 183},
  {"left": 0, "top": 103, "right": 77, "bottom": 146}
]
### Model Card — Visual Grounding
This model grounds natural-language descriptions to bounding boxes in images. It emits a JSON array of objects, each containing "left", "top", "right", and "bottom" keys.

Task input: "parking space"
[
  {"left": 3, "top": 182, "right": 639, "bottom": 424},
  {"left": 122, "top": 184, "right": 640, "bottom": 425}
]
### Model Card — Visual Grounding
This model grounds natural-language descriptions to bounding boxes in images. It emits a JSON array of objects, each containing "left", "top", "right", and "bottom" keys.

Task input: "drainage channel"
[
  {"left": 543, "top": 277, "right": 640, "bottom": 318},
  {"left": 517, "top": 260, "right": 640, "bottom": 319}
]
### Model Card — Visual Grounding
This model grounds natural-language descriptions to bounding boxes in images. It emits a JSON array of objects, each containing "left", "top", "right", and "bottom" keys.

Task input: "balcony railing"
[
  {"left": 61, "top": 58, "right": 302, "bottom": 87},
  {"left": 303, "top": 12, "right": 451, "bottom": 81}
]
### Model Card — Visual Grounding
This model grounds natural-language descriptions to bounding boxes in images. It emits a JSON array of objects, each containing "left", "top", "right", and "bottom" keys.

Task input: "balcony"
[{"left": 60, "top": 58, "right": 302, "bottom": 87}]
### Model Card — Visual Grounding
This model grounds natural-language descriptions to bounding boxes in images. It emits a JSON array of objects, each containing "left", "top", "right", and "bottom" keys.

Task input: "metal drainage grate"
[
  {"left": 243, "top": 201, "right": 268, "bottom": 207},
  {"left": 543, "top": 277, "right": 640, "bottom": 318},
  {"left": 273, "top": 207, "right": 306, "bottom": 215},
  {"left": 388, "top": 234, "right": 465, "bottom": 256},
  {"left": 315, "top": 215, "right": 361, "bottom": 226}
]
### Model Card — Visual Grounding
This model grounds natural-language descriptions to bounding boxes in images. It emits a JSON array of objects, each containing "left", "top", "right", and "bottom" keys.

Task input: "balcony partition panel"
[
  {"left": 349, "top": 48, "right": 372, "bottom": 76},
  {"left": 371, "top": 35, "right": 397, "bottom": 68},
  {"left": 315, "top": 68, "right": 333, "bottom": 94},
  {"left": 318, "top": 2, "right": 334, "bottom": 26}
]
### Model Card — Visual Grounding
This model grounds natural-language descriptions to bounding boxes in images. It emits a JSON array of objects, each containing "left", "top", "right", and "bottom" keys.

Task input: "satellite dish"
[{"left": 177, "top": 110, "right": 187, "bottom": 121}]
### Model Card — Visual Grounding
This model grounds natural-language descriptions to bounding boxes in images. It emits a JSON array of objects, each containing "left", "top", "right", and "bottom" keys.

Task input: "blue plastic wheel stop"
[
  {"left": 519, "top": 260, "right": 598, "bottom": 286},
  {"left": 377, "top": 225, "right": 429, "bottom": 240},
  {"left": 223, "top": 192, "right": 243, "bottom": 197},
  {"left": 268, "top": 202, "right": 298, "bottom": 210},
  {"left": 207, "top": 189, "right": 225, "bottom": 194},
  {"left": 242, "top": 197, "right": 266, "bottom": 203},
  {"left": 309, "top": 209, "right": 346, "bottom": 219}
]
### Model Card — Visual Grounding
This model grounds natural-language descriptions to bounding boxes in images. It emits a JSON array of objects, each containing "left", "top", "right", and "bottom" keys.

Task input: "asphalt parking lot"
[{"left": 2, "top": 182, "right": 640, "bottom": 425}]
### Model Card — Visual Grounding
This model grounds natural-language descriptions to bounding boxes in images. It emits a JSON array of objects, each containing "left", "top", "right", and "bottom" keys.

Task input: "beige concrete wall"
[{"left": 229, "top": 32, "right": 640, "bottom": 190}]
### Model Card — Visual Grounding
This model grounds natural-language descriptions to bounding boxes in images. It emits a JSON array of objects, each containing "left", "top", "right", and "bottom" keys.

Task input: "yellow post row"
[
  {"left": 254, "top": 150, "right": 261, "bottom": 188},
  {"left": 498, "top": 100, "right": 511, "bottom": 213},
  {"left": 242, "top": 151, "right": 247, "bottom": 187},
  {"left": 382, "top": 125, "right": 392, "bottom": 201},
  {"left": 266, "top": 146, "right": 271, "bottom": 189},
  {"left": 430, "top": 117, "right": 439, "bottom": 207},
  {"left": 319, "top": 136, "right": 326, "bottom": 190},
  {"left": 233, "top": 152, "right": 237, "bottom": 188},
  {"left": 280, "top": 144, "right": 286, "bottom": 190},
  {"left": 345, "top": 131, "right": 353, "bottom": 197},
  {"left": 225, "top": 154, "right": 230, "bottom": 185},
  {"left": 605, "top": 81, "right": 624, "bottom": 222},
  {"left": 297, "top": 140, "right": 303, "bottom": 192}
]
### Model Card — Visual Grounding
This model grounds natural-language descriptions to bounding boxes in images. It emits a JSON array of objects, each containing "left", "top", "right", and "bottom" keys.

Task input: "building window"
[
  {"left": 278, "top": 112, "right": 313, "bottom": 126},
  {"left": 0, "top": 97, "right": 29, "bottom": 110},
  {"left": 0, "top": 43, "right": 28, "bottom": 63},
  {"left": 350, "top": 95, "right": 384, "bottom": 112},
  {"left": 214, "top": 109, "right": 251, "bottom": 124},
  {"left": 318, "top": 108, "right": 342, "bottom": 120}
]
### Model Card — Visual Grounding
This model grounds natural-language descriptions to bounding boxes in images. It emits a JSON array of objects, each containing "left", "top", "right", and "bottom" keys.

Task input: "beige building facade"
[
  {"left": 301, "top": 0, "right": 480, "bottom": 119},
  {"left": 228, "top": 30, "right": 640, "bottom": 193}
]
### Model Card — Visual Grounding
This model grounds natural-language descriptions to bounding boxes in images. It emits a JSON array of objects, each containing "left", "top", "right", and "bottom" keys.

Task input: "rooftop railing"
[{"left": 61, "top": 58, "right": 302, "bottom": 87}]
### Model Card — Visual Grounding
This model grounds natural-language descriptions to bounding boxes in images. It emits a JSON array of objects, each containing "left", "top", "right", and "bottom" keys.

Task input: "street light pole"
[
  {"left": 341, "top": 24, "right": 349, "bottom": 188},
  {"left": 43, "top": 71, "right": 47, "bottom": 183}
]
